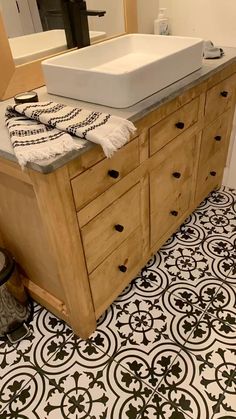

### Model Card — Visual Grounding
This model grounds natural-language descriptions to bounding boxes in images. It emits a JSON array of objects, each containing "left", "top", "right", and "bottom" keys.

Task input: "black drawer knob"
[
  {"left": 115, "top": 224, "right": 124, "bottom": 233},
  {"left": 170, "top": 210, "right": 179, "bottom": 217},
  {"left": 214, "top": 136, "right": 222, "bottom": 142},
  {"left": 119, "top": 265, "right": 127, "bottom": 273},
  {"left": 175, "top": 122, "right": 185, "bottom": 129},
  {"left": 108, "top": 169, "right": 119, "bottom": 179},
  {"left": 220, "top": 91, "right": 228, "bottom": 98},
  {"left": 172, "top": 172, "right": 181, "bottom": 179},
  {"left": 210, "top": 171, "right": 217, "bottom": 177}
]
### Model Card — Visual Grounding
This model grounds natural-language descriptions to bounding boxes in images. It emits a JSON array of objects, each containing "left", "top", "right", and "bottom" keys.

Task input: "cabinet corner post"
[{"left": 29, "top": 166, "right": 96, "bottom": 339}]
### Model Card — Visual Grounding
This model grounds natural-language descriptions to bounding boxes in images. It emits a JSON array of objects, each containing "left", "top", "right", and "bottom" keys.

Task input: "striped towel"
[{"left": 5, "top": 101, "right": 136, "bottom": 167}]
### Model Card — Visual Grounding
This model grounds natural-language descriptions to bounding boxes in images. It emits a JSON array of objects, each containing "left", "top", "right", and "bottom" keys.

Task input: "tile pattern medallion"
[{"left": 0, "top": 187, "right": 236, "bottom": 418}]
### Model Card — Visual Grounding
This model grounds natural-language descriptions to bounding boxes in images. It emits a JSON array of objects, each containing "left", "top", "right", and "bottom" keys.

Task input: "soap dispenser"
[{"left": 154, "top": 8, "right": 169, "bottom": 35}]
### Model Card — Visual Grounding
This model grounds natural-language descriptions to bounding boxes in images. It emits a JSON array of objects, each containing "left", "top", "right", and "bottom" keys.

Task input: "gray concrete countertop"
[{"left": 1, "top": 47, "right": 236, "bottom": 173}]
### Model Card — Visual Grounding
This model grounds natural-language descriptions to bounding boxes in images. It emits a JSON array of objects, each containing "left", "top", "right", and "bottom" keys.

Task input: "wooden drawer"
[
  {"left": 81, "top": 183, "right": 140, "bottom": 273},
  {"left": 149, "top": 97, "right": 199, "bottom": 156},
  {"left": 89, "top": 228, "right": 142, "bottom": 317},
  {"left": 205, "top": 74, "right": 235, "bottom": 124},
  {"left": 195, "top": 153, "right": 225, "bottom": 204},
  {"left": 200, "top": 110, "right": 230, "bottom": 166},
  {"left": 150, "top": 134, "right": 196, "bottom": 247},
  {"left": 71, "top": 138, "right": 139, "bottom": 210}
]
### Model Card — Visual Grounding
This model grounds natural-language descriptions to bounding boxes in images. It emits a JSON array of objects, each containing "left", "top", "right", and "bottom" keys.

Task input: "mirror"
[{"left": 0, "top": 0, "right": 137, "bottom": 100}]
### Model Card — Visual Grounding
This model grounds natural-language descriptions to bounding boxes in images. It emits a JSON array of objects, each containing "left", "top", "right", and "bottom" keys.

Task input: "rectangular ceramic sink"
[
  {"left": 9, "top": 29, "right": 106, "bottom": 65},
  {"left": 42, "top": 34, "right": 204, "bottom": 108}
]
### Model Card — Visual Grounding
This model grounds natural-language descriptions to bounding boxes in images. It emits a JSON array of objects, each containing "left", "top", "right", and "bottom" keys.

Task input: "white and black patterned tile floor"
[{"left": 1, "top": 187, "right": 236, "bottom": 419}]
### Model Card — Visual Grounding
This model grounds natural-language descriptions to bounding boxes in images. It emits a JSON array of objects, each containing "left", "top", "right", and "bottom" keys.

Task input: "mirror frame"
[{"left": 0, "top": 0, "right": 137, "bottom": 101}]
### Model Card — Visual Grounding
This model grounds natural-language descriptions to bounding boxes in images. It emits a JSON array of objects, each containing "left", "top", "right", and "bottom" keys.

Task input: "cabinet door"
[
  {"left": 196, "top": 111, "right": 231, "bottom": 204},
  {"left": 199, "top": 111, "right": 230, "bottom": 166},
  {"left": 89, "top": 228, "right": 143, "bottom": 318},
  {"left": 150, "top": 134, "right": 196, "bottom": 247}
]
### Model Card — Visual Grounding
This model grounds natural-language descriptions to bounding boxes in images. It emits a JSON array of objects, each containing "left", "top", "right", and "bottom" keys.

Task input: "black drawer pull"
[
  {"left": 108, "top": 169, "right": 119, "bottom": 179},
  {"left": 214, "top": 136, "right": 222, "bottom": 142},
  {"left": 220, "top": 91, "right": 228, "bottom": 98},
  {"left": 115, "top": 224, "right": 124, "bottom": 233},
  {"left": 170, "top": 210, "right": 178, "bottom": 217},
  {"left": 119, "top": 265, "right": 127, "bottom": 273},
  {"left": 172, "top": 172, "right": 181, "bottom": 179},
  {"left": 210, "top": 171, "right": 217, "bottom": 177},
  {"left": 175, "top": 122, "right": 185, "bottom": 129}
]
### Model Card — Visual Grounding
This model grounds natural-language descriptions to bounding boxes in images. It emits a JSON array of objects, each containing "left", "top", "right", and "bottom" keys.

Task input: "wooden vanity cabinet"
[{"left": 0, "top": 64, "right": 235, "bottom": 339}]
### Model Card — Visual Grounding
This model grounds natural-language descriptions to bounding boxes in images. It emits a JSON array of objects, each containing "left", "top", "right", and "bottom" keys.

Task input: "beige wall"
[
  {"left": 137, "top": 0, "right": 158, "bottom": 34},
  {"left": 138, "top": 0, "right": 236, "bottom": 45},
  {"left": 167, "top": 0, "right": 236, "bottom": 47}
]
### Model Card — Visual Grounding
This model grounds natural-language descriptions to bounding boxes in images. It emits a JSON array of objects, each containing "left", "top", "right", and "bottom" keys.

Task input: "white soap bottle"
[{"left": 154, "top": 8, "right": 169, "bottom": 35}]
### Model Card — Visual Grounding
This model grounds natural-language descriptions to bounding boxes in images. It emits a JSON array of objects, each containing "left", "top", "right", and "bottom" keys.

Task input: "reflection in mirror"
[
  {"left": 1, "top": 0, "right": 130, "bottom": 65},
  {"left": 8, "top": 30, "right": 68, "bottom": 65},
  {"left": 0, "top": 0, "right": 137, "bottom": 100},
  {"left": 36, "top": 0, "right": 125, "bottom": 37}
]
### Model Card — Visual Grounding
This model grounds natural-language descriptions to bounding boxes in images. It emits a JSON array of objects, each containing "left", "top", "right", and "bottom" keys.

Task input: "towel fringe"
[
  {"left": 100, "top": 120, "right": 137, "bottom": 158},
  {"left": 16, "top": 140, "right": 83, "bottom": 169}
]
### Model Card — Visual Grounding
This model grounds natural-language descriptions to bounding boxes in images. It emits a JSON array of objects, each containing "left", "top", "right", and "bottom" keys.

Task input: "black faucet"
[{"left": 60, "top": 0, "right": 106, "bottom": 49}]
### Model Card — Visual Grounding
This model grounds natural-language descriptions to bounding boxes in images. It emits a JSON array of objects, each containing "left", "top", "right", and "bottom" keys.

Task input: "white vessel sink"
[
  {"left": 42, "top": 34, "right": 204, "bottom": 108},
  {"left": 9, "top": 29, "right": 106, "bottom": 65}
]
